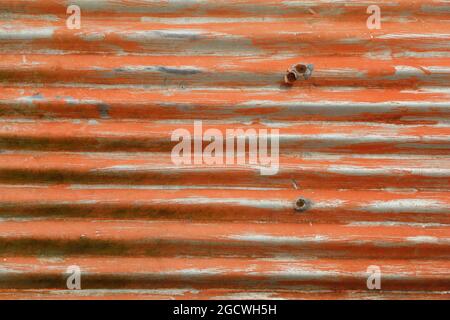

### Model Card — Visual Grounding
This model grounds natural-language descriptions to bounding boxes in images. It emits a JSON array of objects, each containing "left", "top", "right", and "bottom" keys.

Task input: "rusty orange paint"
[{"left": 0, "top": 0, "right": 449, "bottom": 300}]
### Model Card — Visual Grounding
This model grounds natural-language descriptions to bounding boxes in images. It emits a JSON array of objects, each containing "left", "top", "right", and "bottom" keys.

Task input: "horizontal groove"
[
  {"left": 0, "top": 289, "right": 449, "bottom": 300},
  {"left": 0, "top": 220, "right": 448, "bottom": 259},
  {"left": 1, "top": 87, "right": 449, "bottom": 123},
  {"left": 1, "top": 21, "right": 448, "bottom": 56},
  {"left": 1, "top": 55, "right": 449, "bottom": 88},
  {"left": 0, "top": 152, "right": 448, "bottom": 190},
  {"left": 0, "top": 257, "right": 449, "bottom": 291},
  {"left": 0, "top": 120, "right": 449, "bottom": 154},
  {"left": 2, "top": 0, "right": 449, "bottom": 18},
  {"left": 0, "top": 185, "right": 448, "bottom": 224}
]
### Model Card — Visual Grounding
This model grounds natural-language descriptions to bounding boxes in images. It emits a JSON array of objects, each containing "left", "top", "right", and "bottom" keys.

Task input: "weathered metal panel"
[{"left": 0, "top": 0, "right": 449, "bottom": 299}]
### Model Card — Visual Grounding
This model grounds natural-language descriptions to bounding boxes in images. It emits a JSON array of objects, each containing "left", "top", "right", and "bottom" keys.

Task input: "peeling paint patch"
[{"left": 366, "top": 199, "right": 449, "bottom": 214}]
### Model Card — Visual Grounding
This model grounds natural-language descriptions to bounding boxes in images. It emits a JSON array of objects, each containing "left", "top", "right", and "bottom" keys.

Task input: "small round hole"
[
  {"left": 294, "top": 64, "right": 307, "bottom": 74},
  {"left": 294, "top": 198, "right": 308, "bottom": 212},
  {"left": 285, "top": 71, "right": 297, "bottom": 84}
]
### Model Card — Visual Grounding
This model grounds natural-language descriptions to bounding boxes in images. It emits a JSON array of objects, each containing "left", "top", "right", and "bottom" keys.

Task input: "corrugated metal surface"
[{"left": 0, "top": 0, "right": 449, "bottom": 300}]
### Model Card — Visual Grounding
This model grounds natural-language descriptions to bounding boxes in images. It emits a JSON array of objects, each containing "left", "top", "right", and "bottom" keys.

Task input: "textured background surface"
[{"left": 0, "top": 0, "right": 449, "bottom": 299}]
